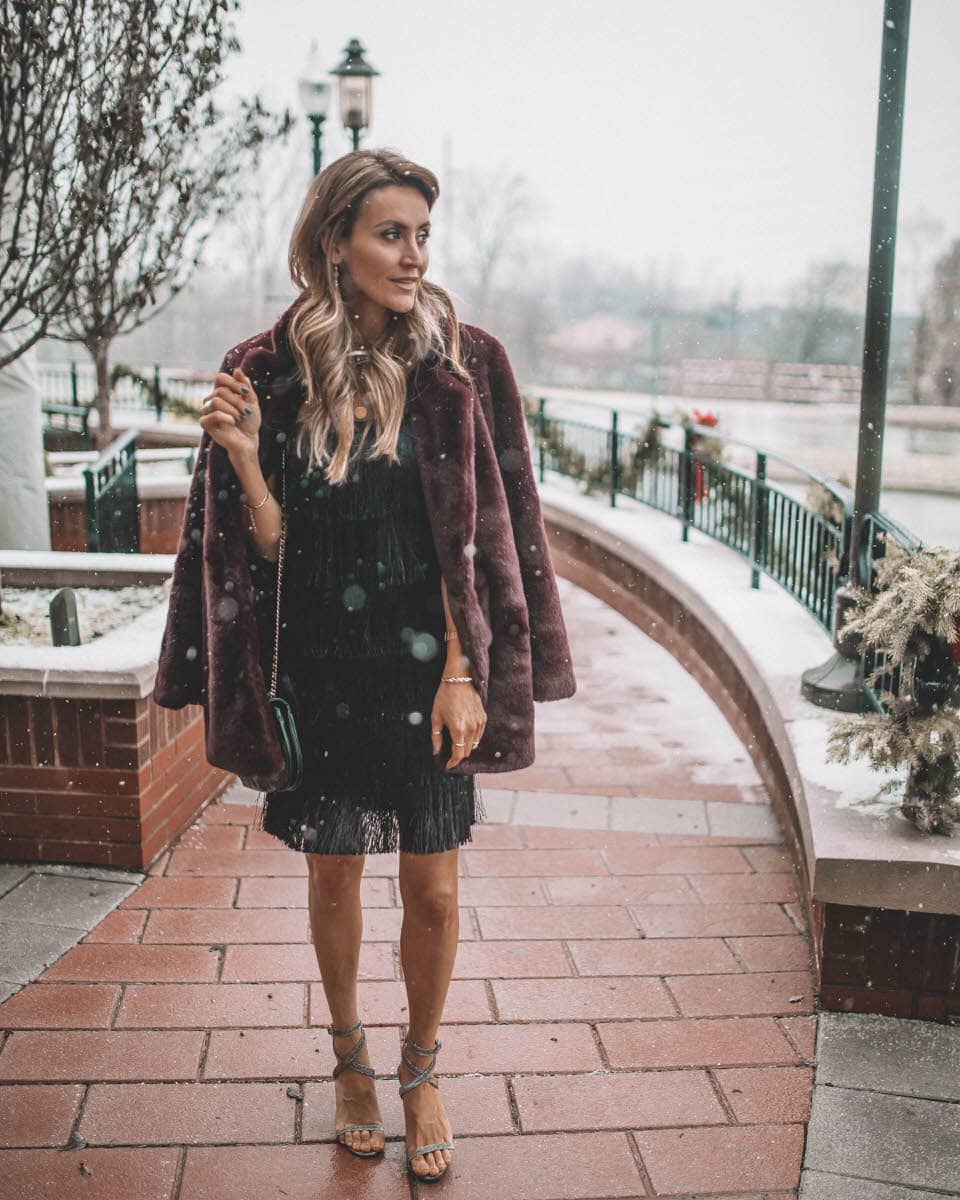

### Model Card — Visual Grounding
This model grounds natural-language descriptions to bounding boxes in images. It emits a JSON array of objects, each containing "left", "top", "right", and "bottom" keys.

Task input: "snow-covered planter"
[{"left": 0, "top": 551, "right": 229, "bottom": 869}]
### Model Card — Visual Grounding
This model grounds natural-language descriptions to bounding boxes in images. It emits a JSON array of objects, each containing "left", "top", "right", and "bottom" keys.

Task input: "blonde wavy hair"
[{"left": 286, "top": 148, "right": 473, "bottom": 484}]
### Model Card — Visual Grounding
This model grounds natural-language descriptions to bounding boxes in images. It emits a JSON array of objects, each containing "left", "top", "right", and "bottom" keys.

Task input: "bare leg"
[
  {"left": 397, "top": 846, "right": 459, "bottom": 1178},
  {"left": 306, "top": 851, "right": 384, "bottom": 1155}
]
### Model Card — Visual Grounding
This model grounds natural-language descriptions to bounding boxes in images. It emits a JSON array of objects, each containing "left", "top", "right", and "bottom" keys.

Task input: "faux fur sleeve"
[
  {"left": 481, "top": 333, "right": 576, "bottom": 702},
  {"left": 152, "top": 345, "right": 241, "bottom": 708}
]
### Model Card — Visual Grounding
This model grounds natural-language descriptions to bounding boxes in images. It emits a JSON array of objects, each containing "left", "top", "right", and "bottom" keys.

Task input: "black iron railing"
[
  {"left": 854, "top": 510, "right": 924, "bottom": 714},
  {"left": 42, "top": 402, "right": 93, "bottom": 451},
  {"left": 83, "top": 430, "right": 140, "bottom": 553},
  {"left": 530, "top": 398, "right": 857, "bottom": 631},
  {"left": 38, "top": 363, "right": 211, "bottom": 422},
  {"left": 527, "top": 396, "right": 923, "bottom": 711}
]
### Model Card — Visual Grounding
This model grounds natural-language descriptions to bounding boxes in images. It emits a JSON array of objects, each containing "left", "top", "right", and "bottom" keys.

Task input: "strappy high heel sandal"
[
  {"left": 397, "top": 1032, "right": 455, "bottom": 1182},
  {"left": 325, "top": 1017, "right": 385, "bottom": 1158}
]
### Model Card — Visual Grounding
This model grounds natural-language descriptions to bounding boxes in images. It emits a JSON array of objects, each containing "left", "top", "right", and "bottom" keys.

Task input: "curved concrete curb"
[{"left": 536, "top": 477, "right": 960, "bottom": 1017}]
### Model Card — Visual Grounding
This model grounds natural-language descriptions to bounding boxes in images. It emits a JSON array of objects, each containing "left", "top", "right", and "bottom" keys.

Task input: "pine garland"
[
  {"left": 531, "top": 404, "right": 794, "bottom": 554},
  {"left": 110, "top": 363, "right": 200, "bottom": 422},
  {"left": 676, "top": 407, "right": 750, "bottom": 540},
  {"left": 825, "top": 540, "right": 960, "bottom": 835},
  {"left": 805, "top": 474, "right": 851, "bottom": 531},
  {"left": 804, "top": 476, "right": 851, "bottom": 573}
]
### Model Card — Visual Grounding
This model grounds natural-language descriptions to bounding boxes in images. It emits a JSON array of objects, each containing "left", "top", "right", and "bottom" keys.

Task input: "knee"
[
  {"left": 306, "top": 852, "right": 364, "bottom": 900},
  {"left": 402, "top": 882, "right": 459, "bottom": 925}
]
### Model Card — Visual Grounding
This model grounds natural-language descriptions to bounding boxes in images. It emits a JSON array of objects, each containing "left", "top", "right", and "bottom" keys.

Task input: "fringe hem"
[{"left": 254, "top": 772, "right": 486, "bottom": 857}]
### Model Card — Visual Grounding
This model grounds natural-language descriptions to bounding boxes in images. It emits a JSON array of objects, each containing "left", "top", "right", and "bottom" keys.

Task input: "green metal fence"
[
  {"left": 38, "top": 363, "right": 212, "bottom": 422},
  {"left": 42, "top": 402, "right": 93, "bottom": 450},
  {"left": 531, "top": 397, "right": 858, "bottom": 631},
  {"left": 527, "top": 396, "right": 924, "bottom": 711},
  {"left": 83, "top": 430, "right": 140, "bottom": 554},
  {"left": 855, "top": 510, "right": 923, "bottom": 715}
]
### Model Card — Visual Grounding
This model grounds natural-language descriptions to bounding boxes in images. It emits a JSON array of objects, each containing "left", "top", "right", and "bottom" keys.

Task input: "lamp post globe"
[
  {"left": 297, "top": 40, "right": 332, "bottom": 176},
  {"left": 331, "top": 37, "right": 380, "bottom": 151}
]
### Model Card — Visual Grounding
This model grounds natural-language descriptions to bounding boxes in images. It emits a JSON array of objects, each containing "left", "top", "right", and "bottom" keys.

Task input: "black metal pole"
[
  {"left": 610, "top": 409, "right": 620, "bottom": 507},
  {"left": 680, "top": 425, "right": 694, "bottom": 543},
  {"left": 849, "top": 0, "right": 911, "bottom": 587},
  {"left": 309, "top": 114, "right": 325, "bottom": 176},
  {"left": 750, "top": 450, "right": 767, "bottom": 590},
  {"left": 800, "top": 0, "right": 911, "bottom": 712},
  {"left": 537, "top": 396, "right": 546, "bottom": 484}
]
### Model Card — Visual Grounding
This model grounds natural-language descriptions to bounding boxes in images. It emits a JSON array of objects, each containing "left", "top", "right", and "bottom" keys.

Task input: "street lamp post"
[
  {"left": 298, "top": 41, "right": 332, "bottom": 175},
  {"left": 331, "top": 38, "right": 380, "bottom": 151},
  {"left": 849, "top": 0, "right": 911, "bottom": 586},
  {"left": 800, "top": 0, "right": 912, "bottom": 712}
]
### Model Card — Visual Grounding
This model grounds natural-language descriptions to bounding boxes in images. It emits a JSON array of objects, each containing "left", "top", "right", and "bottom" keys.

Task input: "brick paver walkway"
[{"left": 0, "top": 578, "right": 815, "bottom": 1198}]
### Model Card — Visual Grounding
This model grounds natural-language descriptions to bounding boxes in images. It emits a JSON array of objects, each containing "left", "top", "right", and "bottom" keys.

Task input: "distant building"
[{"left": 544, "top": 315, "right": 650, "bottom": 387}]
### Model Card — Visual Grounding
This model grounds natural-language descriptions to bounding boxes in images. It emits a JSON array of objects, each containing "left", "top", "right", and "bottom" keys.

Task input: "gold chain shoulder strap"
[{"left": 269, "top": 444, "right": 287, "bottom": 699}]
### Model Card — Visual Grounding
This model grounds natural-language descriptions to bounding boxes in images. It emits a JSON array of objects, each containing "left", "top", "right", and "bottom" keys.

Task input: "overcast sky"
[{"left": 224, "top": 0, "right": 959, "bottom": 313}]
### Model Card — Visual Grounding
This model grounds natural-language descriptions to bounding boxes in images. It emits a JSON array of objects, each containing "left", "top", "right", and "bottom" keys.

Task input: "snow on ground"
[
  {"left": 544, "top": 573, "right": 764, "bottom": 791},
  {"left": 0, "top": 585, "right": 167, "bottom": 647}
]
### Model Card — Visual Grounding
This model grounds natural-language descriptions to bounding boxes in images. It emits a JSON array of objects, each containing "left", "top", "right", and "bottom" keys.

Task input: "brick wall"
[
  {"left": 48, "top": 494, "right": 184, "bottom": 555},
  {"left": 0, "top": 694, "right": 231, "bottom": 870},
  {"left": 47, "top": 497, "right": 89, "bottom": 553},
  {"left": 815, "top": 900, "right": 960, "bottom": 1021}
]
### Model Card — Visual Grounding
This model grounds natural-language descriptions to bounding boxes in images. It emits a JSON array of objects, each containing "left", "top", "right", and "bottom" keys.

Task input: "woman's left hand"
[{"left": 432, "top": 682, "right": 487, "bottom": 769}]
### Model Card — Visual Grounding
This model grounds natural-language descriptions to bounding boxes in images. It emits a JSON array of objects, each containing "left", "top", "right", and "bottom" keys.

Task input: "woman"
[{"left": 154, "top": 148, "right": 576, "bottom": 1183}]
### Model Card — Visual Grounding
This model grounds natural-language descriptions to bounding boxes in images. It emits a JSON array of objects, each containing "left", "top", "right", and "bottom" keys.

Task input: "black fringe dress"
[{"left": 247, "top": 407, "right": 485, "bottom": 856}]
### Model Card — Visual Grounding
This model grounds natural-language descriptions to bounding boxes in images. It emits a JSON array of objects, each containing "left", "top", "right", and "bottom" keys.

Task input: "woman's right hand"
[{"left": 199, "top": 367, "right": 261, "bottom": 459}]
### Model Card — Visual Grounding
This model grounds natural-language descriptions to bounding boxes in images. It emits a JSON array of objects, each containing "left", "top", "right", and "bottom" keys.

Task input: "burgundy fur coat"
[{"left": 152, "top": 298, "right": 576, "bottom": 778}]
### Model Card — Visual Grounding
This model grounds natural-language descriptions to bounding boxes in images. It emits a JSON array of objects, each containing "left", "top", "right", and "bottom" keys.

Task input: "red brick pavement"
[
  {"left": 0, "top": 800, "right": 813, "bottom": 1199},
  {"left": 0, "top": 581, "right": 814, "bottom": 1196}
]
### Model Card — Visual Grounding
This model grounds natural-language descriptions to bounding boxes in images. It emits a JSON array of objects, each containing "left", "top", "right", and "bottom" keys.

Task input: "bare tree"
[
  {"left": 0, "top": 1, "right": 107, "bottom": 365},
  {"left": 776, "top": 259, "right": 865, "bottom": 363},
  {"left": 214, "top": 131, "right": 307, "bottom": 330},
  {"left": 44, "top": 0, "right": 292, "bottom": 446},
  {"left": 912, "top": 238, "right": 960, "bottom": 407},
  {"left": 448, "top": 165, "right": 537, "bottom": 326},
  {"left": 549, "top": 252, "right": 683, "bottom": 324},
  {"left": 899, "top": 208, "right": 945, "bottom": 314}
]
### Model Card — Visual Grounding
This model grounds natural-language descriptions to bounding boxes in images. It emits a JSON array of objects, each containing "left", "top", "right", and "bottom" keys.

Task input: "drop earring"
[{"left": 334, "top": 263, "right": 341, "bottom": 292}]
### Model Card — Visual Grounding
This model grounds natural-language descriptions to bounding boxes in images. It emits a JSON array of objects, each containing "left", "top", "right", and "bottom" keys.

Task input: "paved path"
[
  {"left": 0, "top": 577, "right": 815, "bottom": 1197},
  {"left": 803, "top": 1012, "right": 960, "bottom": 1198}
]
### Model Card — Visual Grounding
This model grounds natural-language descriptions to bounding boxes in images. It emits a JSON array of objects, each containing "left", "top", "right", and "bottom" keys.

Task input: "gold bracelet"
[
  {"left": 242, "top": 485, "right": 270, "bottom": 534},
  {"left": 444, "top": 631, "right": 459, "bottom": 641},
  {"left": 242, "top": 485, "right": 271, "bottom": 510}
]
